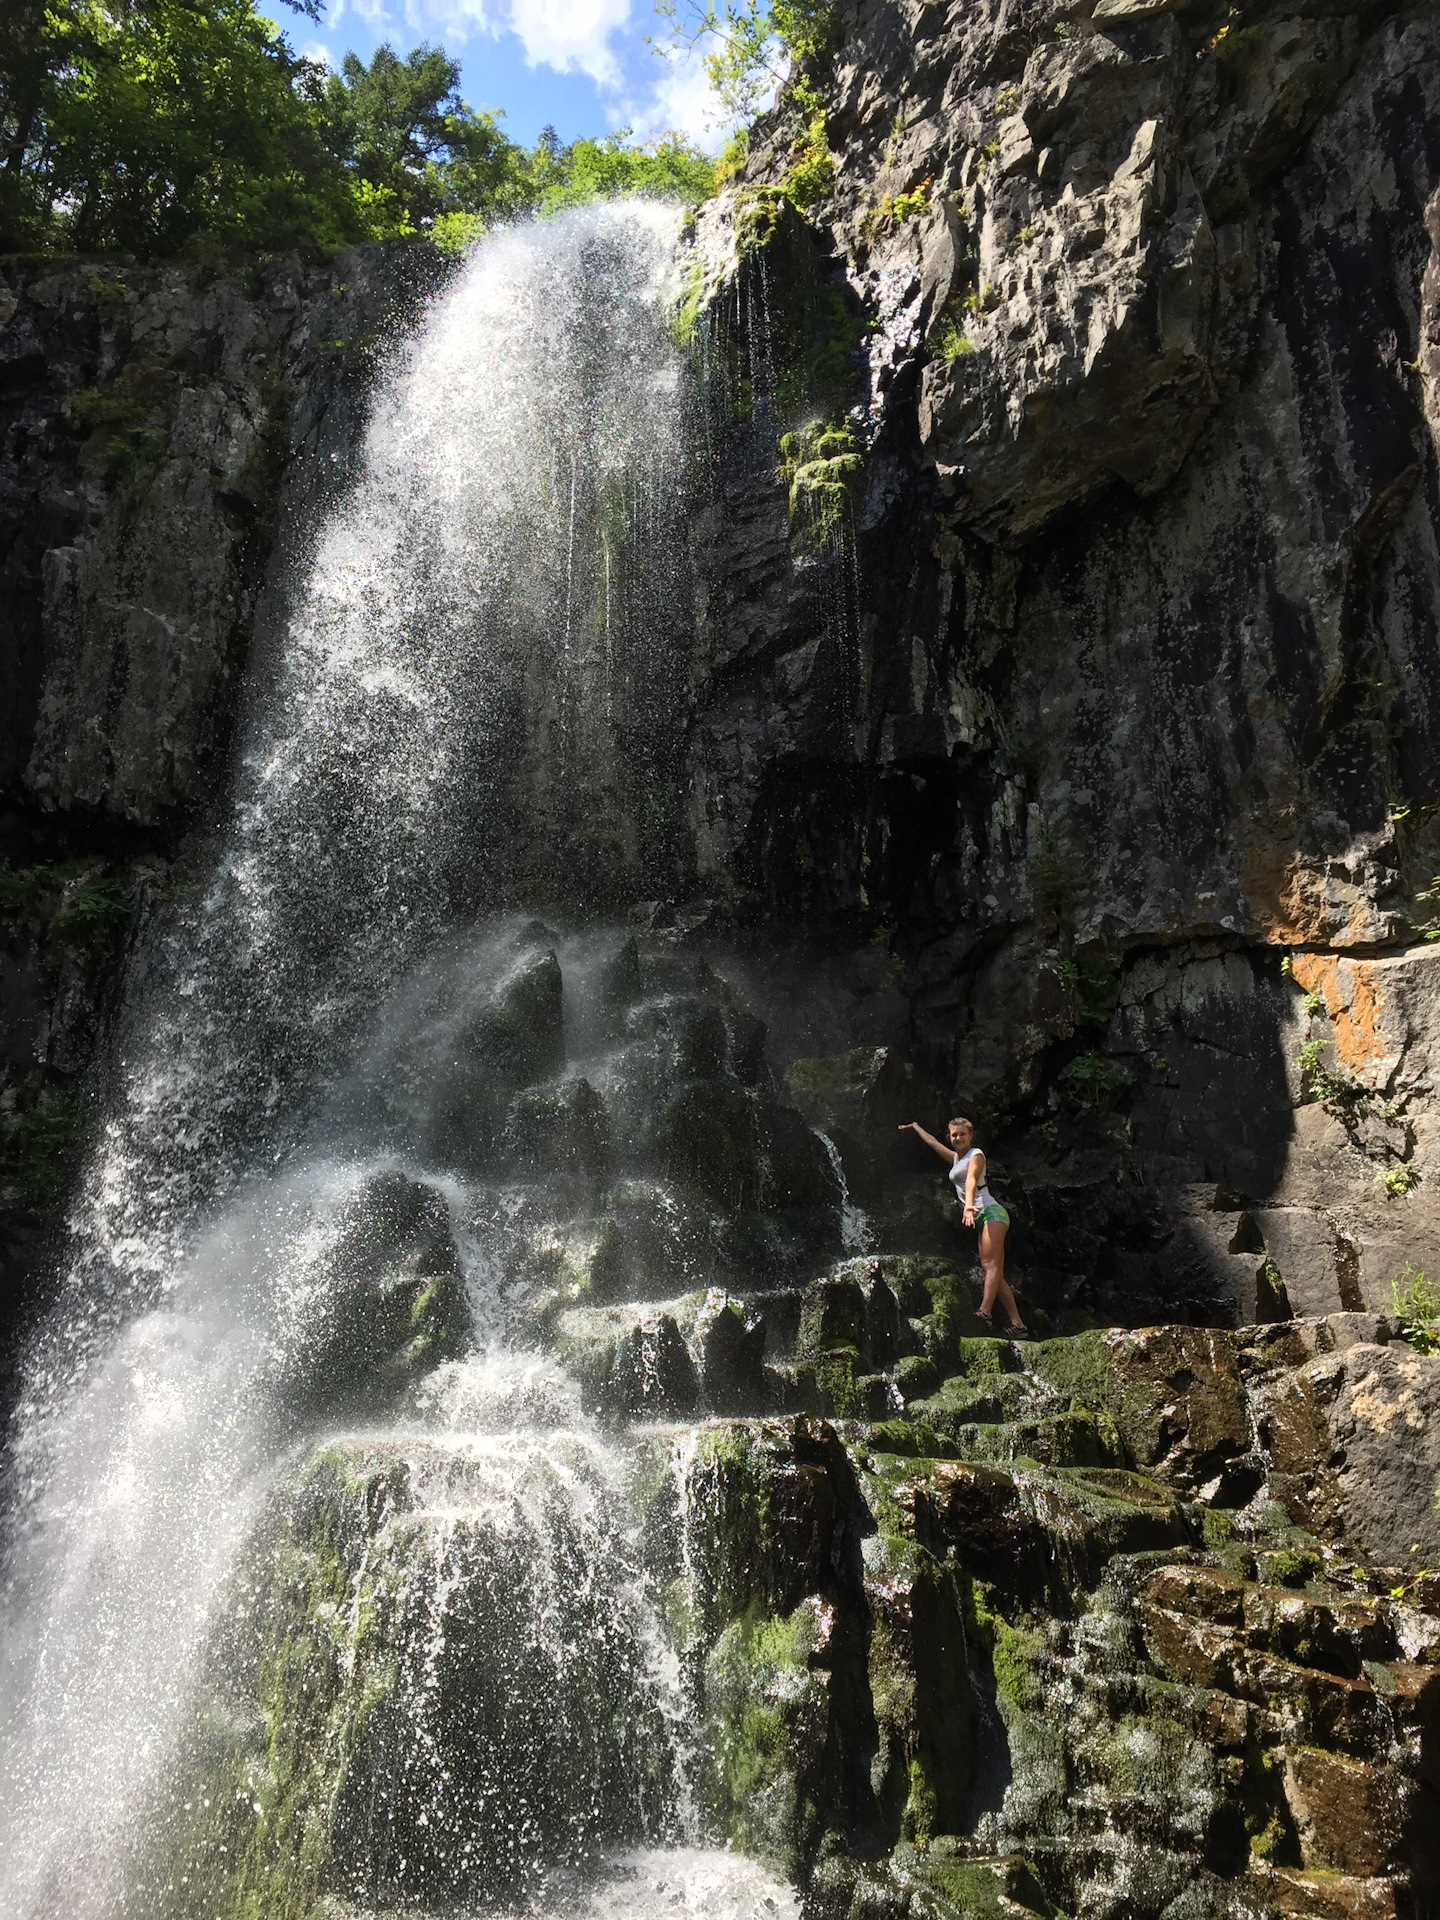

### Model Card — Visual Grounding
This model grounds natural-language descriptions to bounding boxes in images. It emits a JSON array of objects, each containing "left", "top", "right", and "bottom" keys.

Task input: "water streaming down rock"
[
  {"left": 5, "top": 188, "right": 1439, "bottom": 1920},
  {"left": 0, "top": 203, "right": 819, "bottom": 1920}
]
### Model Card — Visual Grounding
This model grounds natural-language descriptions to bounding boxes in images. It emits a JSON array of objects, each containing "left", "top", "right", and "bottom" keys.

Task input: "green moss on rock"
[{"left": 700, "top": 1603, "right": 828, "bottom": 1869}]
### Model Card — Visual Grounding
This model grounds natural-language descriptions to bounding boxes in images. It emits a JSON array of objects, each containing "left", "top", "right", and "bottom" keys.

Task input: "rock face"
[
  {"left": 178, "top": 1279, "right": 1440, "bottom": 1920},
  {"left": 0, "top": 243, "right": 440, "bottom": 1353},
  {"left": 676, "top": 0, "right": 1440, "bottom": 1319}
]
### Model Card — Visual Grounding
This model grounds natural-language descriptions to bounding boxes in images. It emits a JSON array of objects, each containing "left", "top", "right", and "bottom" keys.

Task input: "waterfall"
[
  {"left": 814, "top": 1129, "right": 875, "bottom": 1255},
  {"left": 0, "top": 204, "right": 805, "bottom": 1920}
]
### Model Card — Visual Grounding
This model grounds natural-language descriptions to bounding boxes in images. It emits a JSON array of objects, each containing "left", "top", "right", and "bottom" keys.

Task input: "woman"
[{"left": 899, "top": 1116, "right": 1028, "bottom": 1338}]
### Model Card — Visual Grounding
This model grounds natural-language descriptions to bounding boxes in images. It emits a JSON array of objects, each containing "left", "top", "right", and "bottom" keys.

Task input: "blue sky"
[{"left": 292, "top": 0, "right": 734, "bottom": 151}]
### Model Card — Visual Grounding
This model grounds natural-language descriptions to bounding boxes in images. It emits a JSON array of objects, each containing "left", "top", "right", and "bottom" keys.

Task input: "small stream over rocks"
[{"left": 0, "top": 204, "right": 1437, "bottom": 1920}]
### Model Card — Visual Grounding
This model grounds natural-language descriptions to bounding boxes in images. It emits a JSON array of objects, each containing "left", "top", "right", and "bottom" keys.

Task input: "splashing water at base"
[{"left": 0, "top": 205, "right": 715, "bottom": 1920}]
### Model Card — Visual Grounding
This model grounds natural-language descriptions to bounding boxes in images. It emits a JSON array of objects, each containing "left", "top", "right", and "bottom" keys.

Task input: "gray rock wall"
[
  {"left": 0, "top": 241, "right": 442, "bottom": 1353},
  {"left": 679, "top": 0, "right": 1440, "bottom": 1323}
]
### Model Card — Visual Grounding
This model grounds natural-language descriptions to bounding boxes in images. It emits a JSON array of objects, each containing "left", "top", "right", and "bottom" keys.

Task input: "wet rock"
[
  {"left": 863, "top": 1532, "right": 972, "bottom": 1845},
  {"left": 554, "top": 1304, "right": 700, "bottom": 1422},
  {"left": 425, "top": 944, "right": 565, "bottom": 1169},
  {"left": 1283, "top": 1747, "right": 1401, "bottom": 1877},
  {"left": 700, "top": 1599, "right": 835, "bottom": 1872},
  {"left": 181, "top": 1433, "right": 678, "bottom": 1912},
  {"left": 696, "top": 1290, "right": 770, "bottom": 1413},
  {"left": 682, "top": 1417, "right": 866, "bottom": 1638},
  {"left": 275, "top": 1171, "right": 470, "bottom": 1420},
  {"left": 501, "top": 1075, "right": 610, "bottom": 1178}
]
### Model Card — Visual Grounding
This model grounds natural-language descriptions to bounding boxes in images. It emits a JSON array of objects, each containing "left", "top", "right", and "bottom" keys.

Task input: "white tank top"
[{"left": 949, "top": 1146, "right": 996, "bottom": 1210}]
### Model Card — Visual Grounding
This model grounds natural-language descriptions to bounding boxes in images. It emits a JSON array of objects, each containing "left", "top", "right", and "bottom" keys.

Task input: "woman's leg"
[
  {"left": 977, "top": 1221, "right": 1006, "bottom": 1316},
  {"left": 978, "top": 1222, "right": 1026, "bottom": 1329}
]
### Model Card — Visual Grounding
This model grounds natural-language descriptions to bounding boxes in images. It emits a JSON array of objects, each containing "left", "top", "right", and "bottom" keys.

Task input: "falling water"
[
  {"left": 813, "top": 1129, "right": 875, "bottom": 1255},
  {"left": 0, "top": 204, "right": 802, "bottom": 1920}
]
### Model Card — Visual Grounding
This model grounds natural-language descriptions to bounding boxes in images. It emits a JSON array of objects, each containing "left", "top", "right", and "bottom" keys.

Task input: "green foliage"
[
  {"left": 0, "top": 862, "right": 54, "bottom": 918},
  {"left": 1, "top": 1098, "right": 82, "bottom": 1214},
  {"left": 0, "top": 859, "right": 133, "bottom": 941},
  {"left": 1056, "top": 1050, "right": 1131, "bottom": 1116},
  {"left": 777, "top": 418, "right": 861, "bottom": 549},
  {"left": 1391, "top": 1261, "right": 1440, "bottom": 1353},
  {"left": 54, "top": 877, "right": 132, "bottom": 939},
  {"left": 530, "top": 129, "right": 714, "bottom": 218},
  {"left": 2, "top": 0, "right": 364, "bottom": 256},
  {"left": 713, "top": 126, "right": 749, "bottom": 189},
  {"left": 935, "top": 299, "right": 976, "bottom": 361},
  {"left": 2, "top": 4, "right": 714, "bottom": 260},
  {"left": 656, "top": 0, "right": 838, "bottom": 123},
  {"left": 72, "top": 383, "right": 166, "bottom": 477},
  {"left": 1377, "top": 1163, "right": 1418, "bottom": 1199},
  {"left": 780, "top": 79, "right": 833, "bottom": 209},
  {"left": 318, "top": 43, "right": 522, "bottom": 240},
  {"left": 1295, "top": 1033, "right": 1355, "bottom": 1107},
  {"left": 1061, "top": 957, "right": 1118, "bottom": 1029},
  {"left": 1413, "top": 873, "right": 1440, "bottom": 940}
]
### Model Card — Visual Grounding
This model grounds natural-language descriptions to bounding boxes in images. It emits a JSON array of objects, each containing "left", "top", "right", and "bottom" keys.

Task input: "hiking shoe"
[
  {"left": 972, "top": 1307, "right": 995, "bottom": 1330},
  {"left": 1000, "top": 1322, "right": 1031, "bottom": 1341}
]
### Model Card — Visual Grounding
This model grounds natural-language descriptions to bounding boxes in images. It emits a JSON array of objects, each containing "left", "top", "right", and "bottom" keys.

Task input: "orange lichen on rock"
[
  {"left": 1244, "top": 852, "right": 1393, "bottom": 950},
  {"left": 1290, "top": 953, "right": 1387, "bottom": 1074}
]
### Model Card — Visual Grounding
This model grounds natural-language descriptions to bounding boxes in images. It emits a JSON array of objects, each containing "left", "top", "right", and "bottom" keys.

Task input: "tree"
[
  {"left": 320, "top": 44, "right": 525, "bottom": 240},
  {"left": 0, "top": 1, "right": 720, "bottom": 261},
  {"left": 653, "top": 0, "right": 836, "bottom": 119},
  {"left": 1, "top": 0, "right": 359, "bottom": 256},
  {"left": 530, "top": 130, "right": 716, "bottom": 218}
]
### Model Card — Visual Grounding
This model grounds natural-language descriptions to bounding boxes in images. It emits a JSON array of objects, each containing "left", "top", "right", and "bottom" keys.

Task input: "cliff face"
[
  {"left": 2, "top": 2, "right": 1439, "bottom": 1340},
  {"left": 678, "top": 0, "right": 1440, "bottom": 1325},
  {"left": 0, "top": 242, "right": 439, "bottom": 1350}
]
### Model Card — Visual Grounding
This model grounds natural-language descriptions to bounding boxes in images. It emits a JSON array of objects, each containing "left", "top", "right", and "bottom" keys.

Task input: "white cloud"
[
  {"left": 326, "top": 0, "right": 631, "bottom": 87},
  {"left": 297, "top": 37, "right": 336, "bottom": 67},
  {"left": 627, "top": 42, "right": 729, "bottom": 146},
  {"left": 504, "top": 0, "right": 631, "bottom": 85}
]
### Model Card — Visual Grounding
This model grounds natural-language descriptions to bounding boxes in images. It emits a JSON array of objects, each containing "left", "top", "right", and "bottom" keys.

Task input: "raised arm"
[{"left": 898, "top": 1121, "right": 955, "bottom": 1166}]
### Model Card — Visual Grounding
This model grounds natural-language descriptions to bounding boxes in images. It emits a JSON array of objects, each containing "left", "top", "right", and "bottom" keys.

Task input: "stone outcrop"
[
  {"left": 673, "top": 0, "right": 1440, "bottom": 1320},
  {"left": 0, "top": 242, "right": 440, "bottom": 1353},
  {"left": 178, "top": 1258, "right": 1440, "bottom": 1919}
]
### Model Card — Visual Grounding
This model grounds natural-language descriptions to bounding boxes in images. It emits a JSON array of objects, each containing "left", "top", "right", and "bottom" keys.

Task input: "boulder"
[
  {"left": 274, "top": 1171, "right": 470, "bottom": 1419},
  {"left": 1267, "top": 1340, "right": 1440, "bottom": 1562}
]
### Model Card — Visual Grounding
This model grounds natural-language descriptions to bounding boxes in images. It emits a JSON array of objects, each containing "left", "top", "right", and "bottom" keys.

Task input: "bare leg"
[{"left": 978, "top": 1222, "right": 1026, "bottom": 1329}]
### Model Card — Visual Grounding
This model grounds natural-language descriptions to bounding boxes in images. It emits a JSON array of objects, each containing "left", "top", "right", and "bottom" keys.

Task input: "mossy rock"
[
  {"left": 864, "top": 1533, "right": 973, "bottom": 1847},
  {"left": 894, "top": 1354, "right": 940, "bottom": 1403},
  {"left": 759, "top": 1100, "right": 841, "bottom": 1211},
  {"left": 908, "top": 1369, "right": 1046, "bottom": 1436},
  {"left": 500, "top": 1074, "right": 610, "bottom": 1178},
  {"left": 867, "top": 1418, "right": 961, "bottom": 1461},
  {"left": 682, "top": 1417, "right": 859, "bottom": 1636},
  {"left": 656, "top": 1074, "right": 757, "bottom": 1207},
  {"left": 700, "top": 1602, "right": 831, "bottom": 1872},
  {"left": 183, "top": 1435, "right": 677, "bottom": 1916},
  {"left": 424, "top": 945, "right": 565, "bottom": 1169},
  {"left": 1026, "top": 1330, "right": 1120, "bottom": 1415},
  {"left": 798, "top": 1276, "right": 867, "bottom": 1357},
  {"left": 558, "top": 1309, "right": 700, "bottom": 1422}
]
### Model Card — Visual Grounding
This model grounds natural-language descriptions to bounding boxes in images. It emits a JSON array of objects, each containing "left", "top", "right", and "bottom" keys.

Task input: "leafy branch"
[{"left": 651, "top": 0, "right": 839, "bottom": 124}]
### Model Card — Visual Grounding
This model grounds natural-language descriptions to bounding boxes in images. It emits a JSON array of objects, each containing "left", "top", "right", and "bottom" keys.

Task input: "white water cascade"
[{"left": 0, "top": 205, "right": 804, "bottom": 1920}]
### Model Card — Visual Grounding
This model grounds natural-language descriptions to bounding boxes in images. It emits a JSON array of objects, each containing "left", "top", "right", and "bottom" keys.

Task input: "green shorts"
[{"left": 973, "top": 1202, "right": 1009, "bottom": 1227}]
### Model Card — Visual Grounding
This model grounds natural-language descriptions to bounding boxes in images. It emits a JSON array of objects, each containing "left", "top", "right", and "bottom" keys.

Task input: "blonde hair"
[{"left": 948, "top": 1116, "right": 975, "bottom": 1136}]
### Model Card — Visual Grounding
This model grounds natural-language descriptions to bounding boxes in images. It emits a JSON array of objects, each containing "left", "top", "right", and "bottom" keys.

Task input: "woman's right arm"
[{"left": 898, "top": 1122, "right": 955, "bottom": 1166}]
